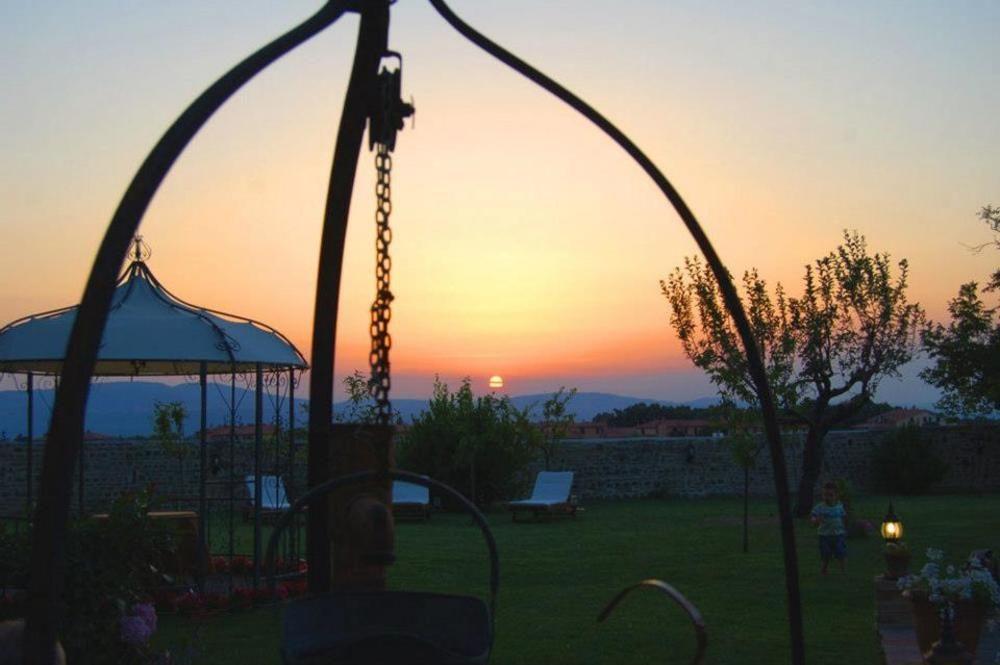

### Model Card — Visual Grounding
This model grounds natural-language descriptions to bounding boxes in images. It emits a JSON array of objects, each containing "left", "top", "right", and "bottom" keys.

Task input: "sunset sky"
[{"left": 1, "top": 1, "right": 997, "bottom": 404}]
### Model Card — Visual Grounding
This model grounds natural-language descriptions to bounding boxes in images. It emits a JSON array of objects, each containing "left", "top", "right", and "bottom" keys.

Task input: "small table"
[{"left": 91, "top": 510, "right": 202, "bottom": 576}]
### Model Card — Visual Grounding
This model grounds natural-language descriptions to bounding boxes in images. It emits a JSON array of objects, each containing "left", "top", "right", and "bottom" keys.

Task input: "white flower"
[{"left": 899, "top": 546, "right": 1000, "bottom": 611}]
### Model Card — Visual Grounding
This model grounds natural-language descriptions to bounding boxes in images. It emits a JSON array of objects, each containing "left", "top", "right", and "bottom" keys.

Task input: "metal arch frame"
[
  {"left": 23, "top": 3, "right": 350, "bottom": 660},
  {"left": 24, "top": 1, "right": 805, "bottom": 663},
  {"left": 425, "top": 2, "right": 805, "bottom": 662}
]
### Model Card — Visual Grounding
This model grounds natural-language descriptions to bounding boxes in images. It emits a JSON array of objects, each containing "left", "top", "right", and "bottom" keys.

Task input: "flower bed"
[{"left": 153, "top": 578, "right": 308, "bottom": 619}]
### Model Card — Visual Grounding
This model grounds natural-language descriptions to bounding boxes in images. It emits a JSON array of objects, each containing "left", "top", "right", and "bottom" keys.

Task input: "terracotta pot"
[{"left": 908, "top": 593, "right": 987, "bottom": 656}]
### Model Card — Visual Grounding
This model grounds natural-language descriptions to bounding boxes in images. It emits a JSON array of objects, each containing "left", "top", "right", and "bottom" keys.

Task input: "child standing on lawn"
[{"left": 810, "top": 481, "right": 847, "bottom": 574}]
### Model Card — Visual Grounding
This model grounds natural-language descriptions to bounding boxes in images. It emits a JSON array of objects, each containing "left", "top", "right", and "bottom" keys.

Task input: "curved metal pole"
[
  {"left": 425, "top": 3, "right": 804, "bottom": 663},
  {"left": 228, "top": 368, "right": 236, "bottom": 596},
  {"left": 253, "top": 363, "right": 263, "bottom": 589},
  {"left": 25, "top": 371, "right": 33, "bottom": 517},
  {"left": 24, "top": 4, "right": 349, "bottom": 661},
  {"left": 288, "top": 368, "right": 297, "bottom": 562},
  {"left": 307, "top": 0, "right": 390, "bottom": 593},
  {"left": 198, "top": 362, "right": 208, "bottom": 587},
  {"left": 77, "top": 436, "right": 84, "bottom": 520},
  {"left": 598, "top": 579, "right": 708, "bottom": 665}
]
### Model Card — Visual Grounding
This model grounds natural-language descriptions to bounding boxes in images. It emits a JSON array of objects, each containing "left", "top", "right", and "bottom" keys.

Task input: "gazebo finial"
[{"left": 132, "top": 235, "right": 150, "bottom": 263}]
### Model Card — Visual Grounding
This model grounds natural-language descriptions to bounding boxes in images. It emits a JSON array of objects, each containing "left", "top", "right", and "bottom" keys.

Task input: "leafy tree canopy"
[
  {"left": 973, "top": 204, "right": 1000, "bottom": 290},
  {"left": 152, "top": 400, "right": 187, "bottom": 461},
  {"left": 662, "top": 230, "right": 924, "bottom": 429},
  {"left": 529, "top": 387, "right": 577, "bottom": 470},
  {"left": 921, "top": 279, "right": 999, "bottom": 417},
  {"left": 920, "top": 206, "right": 1000, "bottom": 418}
]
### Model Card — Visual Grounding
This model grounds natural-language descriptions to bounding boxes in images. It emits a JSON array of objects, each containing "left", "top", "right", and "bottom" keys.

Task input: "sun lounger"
[
  {"left": 244, "top": 474, "right": 291, "bottom": 520},
  {"left": 392, "top": 480, "right": 431, "bottom": 521},
  {"left": 507, "top": 471, "right": 577, "bottom": 522}
]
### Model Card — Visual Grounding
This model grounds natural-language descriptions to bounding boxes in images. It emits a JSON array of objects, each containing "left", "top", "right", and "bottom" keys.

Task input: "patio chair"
[
  {"left": 392, "top": 479, "right": 431, "bottom": 521},
  {"left": 244, "top": 474, "right": 291, "bottom": 520},
  {"left": 507, "top": 471, "right": 577, "bottom": 522}
]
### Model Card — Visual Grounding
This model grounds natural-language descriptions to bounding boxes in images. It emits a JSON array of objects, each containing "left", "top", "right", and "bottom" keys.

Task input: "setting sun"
[{"left": 488, "top": 375, "right": 504, "bottom": 390}]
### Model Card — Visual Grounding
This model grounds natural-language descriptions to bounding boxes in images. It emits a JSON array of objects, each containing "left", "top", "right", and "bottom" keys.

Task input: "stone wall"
[
  {"left": 536, "top": 425, "right": 1000, "bottom": 500},
  {"left": 0, "top": 438, "right": 304, "bottom": 517},
  {"left": 0, "top": 425, "right": 996, "bottom": 515}
]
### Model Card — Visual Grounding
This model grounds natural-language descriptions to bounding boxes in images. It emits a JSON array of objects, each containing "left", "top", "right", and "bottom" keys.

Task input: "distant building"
[
  {"left": 562, "top": 422, "right": 609, "bottom": 439},
  {"left": 856, "top": 408, "right": 940, "bottom": 430},
  {"left": 604, "top": 426, "right": 640, "bottom": 438},
  {"left": 634, "top": 419, "right": 715, "bottom": 437}
]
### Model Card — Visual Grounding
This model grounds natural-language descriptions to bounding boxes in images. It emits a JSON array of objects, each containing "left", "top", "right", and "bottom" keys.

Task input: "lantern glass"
[
  {"left": 881, "top": 501, "right": 903, "bottom": 542},
  {"left": 881, "top": 519, "right": 903, "bottom": 541}
]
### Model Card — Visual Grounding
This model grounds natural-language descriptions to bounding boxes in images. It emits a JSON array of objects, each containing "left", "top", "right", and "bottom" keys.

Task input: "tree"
[
  {"left": 972, "top": 204, "right": 1000, "bottom": 290},
  {"left": 336, "top": 369, "right": 378, "bottom": 424},
  {"left": 921, "top": 207, "right": 1000, "bottom": 416},
  {"left": 662, "top": 231, "right": 925, "bottom": 516},
  {"left": 533, "top": 387, "right": 577, "bottom": 470},
  {"left": 725, "top": 407, "right": 763, "bottom": 553},
  {"left": 334, "top": 369, "right": 401, "bottom": 424},
  {"left": 152, "top": 401, "right": 187, "bottom": 507}
]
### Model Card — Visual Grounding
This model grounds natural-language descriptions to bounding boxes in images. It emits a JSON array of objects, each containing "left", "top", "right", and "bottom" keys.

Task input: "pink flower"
[
  {"left": 133, "top": 602, "right": 157, "bottom": 633},
  {"left": 120, "top": 615, "right": 153, "bottom": 645}
]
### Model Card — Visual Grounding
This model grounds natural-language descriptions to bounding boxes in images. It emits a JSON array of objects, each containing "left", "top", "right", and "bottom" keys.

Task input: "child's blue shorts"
[{"left": 819, "top": 534, "right": 847, "bottom": 560}]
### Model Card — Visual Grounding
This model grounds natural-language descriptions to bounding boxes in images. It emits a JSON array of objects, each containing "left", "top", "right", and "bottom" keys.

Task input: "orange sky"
[{"left": 1, "top": 2, "right": 997, "bottom": 402}]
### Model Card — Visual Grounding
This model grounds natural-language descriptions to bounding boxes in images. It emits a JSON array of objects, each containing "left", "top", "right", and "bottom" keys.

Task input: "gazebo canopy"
[{"left": 0, "top": 247, "right": 307, "bottom": 376}]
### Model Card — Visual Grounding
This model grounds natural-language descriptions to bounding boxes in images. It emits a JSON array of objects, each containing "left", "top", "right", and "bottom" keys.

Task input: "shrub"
[
  {"left": 1, "top": 486, "right": 176, "bottom": 664},
  {"left": 872, "top": 425, "right": 948, "bottom": 495},
  {"left": 62, "top": 486, "right": 177, "bottom": 663},
  {"left": 397, "top": 378, "right": 535, "bottom": 506}
]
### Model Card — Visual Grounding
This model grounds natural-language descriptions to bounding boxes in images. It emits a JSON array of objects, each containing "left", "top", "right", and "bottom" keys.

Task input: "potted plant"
[{"left": 898, "top": 548, "right": 1000, "bottom": 656}]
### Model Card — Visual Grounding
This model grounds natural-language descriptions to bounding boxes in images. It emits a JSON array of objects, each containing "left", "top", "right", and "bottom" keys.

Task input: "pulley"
[{"left": 368, "top": 51, "right": 414, "bottom": 153}]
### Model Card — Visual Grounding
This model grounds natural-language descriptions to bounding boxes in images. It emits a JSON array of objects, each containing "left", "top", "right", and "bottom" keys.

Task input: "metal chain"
[{"left": 369, "top": 144, "right": 393, "bottom": 426}]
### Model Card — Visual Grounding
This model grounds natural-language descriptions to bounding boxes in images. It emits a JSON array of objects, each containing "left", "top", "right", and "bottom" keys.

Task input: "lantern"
[
  {"left": 881, "top": 500, "right": 910, "bottom": 579},
  {"left": 880, "top": 501, "right": 903, "bottom": 542}
]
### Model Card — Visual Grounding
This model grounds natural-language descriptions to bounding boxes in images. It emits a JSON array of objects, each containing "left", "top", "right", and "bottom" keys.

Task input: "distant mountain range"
[{"left": 0, "top": 381, "right": 718, "bottom": 439}]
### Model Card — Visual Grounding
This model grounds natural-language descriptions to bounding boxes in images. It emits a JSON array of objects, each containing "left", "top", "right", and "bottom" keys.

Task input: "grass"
[{"left": 153, "top": 493, "right": 999, "bottom": 664}]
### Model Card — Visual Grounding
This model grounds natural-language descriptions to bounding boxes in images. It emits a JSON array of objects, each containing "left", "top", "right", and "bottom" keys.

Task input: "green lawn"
[{"left": 153, "top": 493, "right": 999, "bottom": 664}]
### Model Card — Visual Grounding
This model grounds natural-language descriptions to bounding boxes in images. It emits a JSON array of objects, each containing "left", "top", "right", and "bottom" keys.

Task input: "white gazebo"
[{"left": 0, "top": 238, "right": 307, "bottom": 584}]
